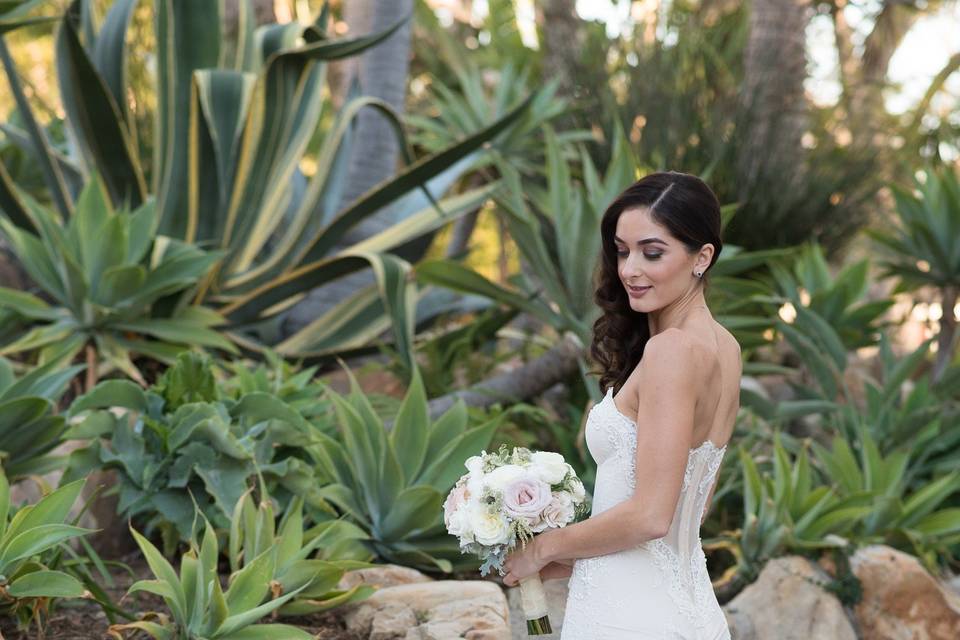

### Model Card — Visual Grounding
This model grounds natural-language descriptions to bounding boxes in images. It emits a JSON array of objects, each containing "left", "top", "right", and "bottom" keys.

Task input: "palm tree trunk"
[
  {"left": 280, "top": 0, "right": 414, "bottom": 338},
  {"left": 934, "top": 285, "right": 958, "bottom": 383},
  {"left": 535, "top": 0, "right": 582, "bottom": 100},
  {"left": 336, "top": 0, "right": 413, "bottom": 243},
  {"left": 737, "top": 0, "right": 809, "bottom": 202}
]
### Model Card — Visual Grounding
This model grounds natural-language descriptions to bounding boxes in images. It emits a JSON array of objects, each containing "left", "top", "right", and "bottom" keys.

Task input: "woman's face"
[{"left": 613, "top": 207, "right": 700, "bottom": 312}]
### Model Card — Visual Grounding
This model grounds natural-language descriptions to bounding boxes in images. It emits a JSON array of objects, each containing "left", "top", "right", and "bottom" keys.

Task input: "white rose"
[
  {"left": 529, "top": 451, "right": 569, "bottom": 484},
  {"left": 534, "top": 492, "right": 575, "bottom": 531},
  {"left": 484, "top": 463, "right": 526, "bottom": 491},
  {"left": 466, "top": 502, "right": 511, "bottom": 546}
]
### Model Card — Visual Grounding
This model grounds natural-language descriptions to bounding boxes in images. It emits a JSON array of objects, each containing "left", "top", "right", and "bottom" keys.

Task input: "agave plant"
[
  {"left": 0, "top": 468, "right": 92, "bottom": 632},
  {"left": 867, "top": 165, "right": 960, "bottom": 381},
  {"left": 63, "top": 351, "right": 330, "bottom": 550},
  {"left": 728, "top": 434, "right": 873, "bottom": 585},
  {"left": 227, "top": 481, "right": 376, "bottom": 616},
  {"left": 0, "top": 0, "right": 534, "bottom": 381},
  {"left": 312, "top": 363, "right": 505, "bottom": 573},
  {"left": 0, "top": 178, "right": 233, "bottom": 384},
  {"left": 109, "top": 518, "right": 314, "bottom": 640},
  {"left": 756, "top": 304, "right": 960, "bottom": 452},
  {"left": 0, "top": 346, "right": 84, "bottom": 478},
  {"left": 811, "top": 428, "right": 960, "bottom": 572},
  {"left": 765, "top": 242, "right": 895, "bottom": 349}
]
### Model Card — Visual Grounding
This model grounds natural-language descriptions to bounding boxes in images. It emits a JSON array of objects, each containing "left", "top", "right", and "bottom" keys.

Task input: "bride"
[{"left": 502, "top": 171, "right": 739, "bottom": 639}]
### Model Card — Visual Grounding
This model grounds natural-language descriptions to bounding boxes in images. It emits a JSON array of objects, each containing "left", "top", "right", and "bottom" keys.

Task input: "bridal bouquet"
[{"left": 443, "top": 444, "right": 589, "bottom": 635}]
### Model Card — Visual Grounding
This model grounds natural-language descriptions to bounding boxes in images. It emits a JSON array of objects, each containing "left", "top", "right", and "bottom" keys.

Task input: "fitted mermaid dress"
[{"left": 560, "top": 387, "right": 732, "bottom": 640}]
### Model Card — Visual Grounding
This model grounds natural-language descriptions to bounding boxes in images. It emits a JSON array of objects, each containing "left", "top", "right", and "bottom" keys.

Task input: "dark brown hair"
[{"left": 589, "top": 171, "right": 722, "bottom": 394}]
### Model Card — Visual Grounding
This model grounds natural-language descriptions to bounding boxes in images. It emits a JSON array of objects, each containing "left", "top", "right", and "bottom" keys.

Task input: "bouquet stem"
[{"left": 518, "top": 573, "right": 552, "bottom": 635}]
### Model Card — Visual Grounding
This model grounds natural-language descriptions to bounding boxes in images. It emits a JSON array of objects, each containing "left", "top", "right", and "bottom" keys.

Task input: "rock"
[
  {"left": 946, "top": 571, "right": 960, "bottom": 598},
  {"left": 506, "top": 576, "right": 569, "bottom": 638},
  {"left": 343, "top": 580, "right": 509, "bottom": 640},
  {"left": 369, "top": 602, "right": 417, "bottom": 640},
  {"left": 339, "top": 564, "right": 433, "bottom": 591},
  {"left": 723, "top": 556, "right": 856, "bottom": 640},
  {"left": 849, "top": 544, "right": 960, "bottom": 640}
]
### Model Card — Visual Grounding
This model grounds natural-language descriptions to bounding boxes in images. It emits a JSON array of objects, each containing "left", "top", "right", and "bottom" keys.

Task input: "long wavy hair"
[{"left": 589, "top": 171, "right": 723, "bottom": 394}]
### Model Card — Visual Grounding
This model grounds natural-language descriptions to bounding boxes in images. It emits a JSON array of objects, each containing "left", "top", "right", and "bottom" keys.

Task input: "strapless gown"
[{"left": 560, "top": 387, "right": 732, "bottom": 640}]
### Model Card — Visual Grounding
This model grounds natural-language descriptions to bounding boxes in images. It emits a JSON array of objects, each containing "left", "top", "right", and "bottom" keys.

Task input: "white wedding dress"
[{"left": 560, "top": 386, "right": 731, "bottom": 639}]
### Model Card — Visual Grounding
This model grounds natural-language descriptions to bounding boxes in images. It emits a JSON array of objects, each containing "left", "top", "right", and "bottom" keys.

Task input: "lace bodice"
[{"left": 560, "top": 386, "right": 731, "bottom": 639}]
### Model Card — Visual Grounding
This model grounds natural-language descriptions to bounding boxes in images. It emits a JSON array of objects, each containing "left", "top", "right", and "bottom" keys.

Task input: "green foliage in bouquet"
[
  {"left": 313, "top": 364, "right": 506, "bottom": 573},
  {"left": 109, "top": 517, "right": 314, "bottom": 640},
  {"left": 63, "top": 351, "right": 329, "bottom": 550},
  {"left": 0, "top": 348, "right": 84, "bottom": 478},
  {"left": 227, "top": 481, "right": 376, "bottom": 617},
  {"left": 0, "top": 468, "right": 92, "bottom": 632},
  {"left": 0, "top": 177, "right": 233, "bottom": 382}
]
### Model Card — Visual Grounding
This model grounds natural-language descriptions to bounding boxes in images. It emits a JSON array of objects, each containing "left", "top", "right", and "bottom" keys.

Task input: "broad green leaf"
[{"left": 7, "top": 569, "right": 84, "bottom": 597}]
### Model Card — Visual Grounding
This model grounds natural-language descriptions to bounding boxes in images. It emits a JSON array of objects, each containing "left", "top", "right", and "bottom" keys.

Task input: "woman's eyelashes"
[{"left": 616, "top": 248, "right": 663, "bottom": 260}]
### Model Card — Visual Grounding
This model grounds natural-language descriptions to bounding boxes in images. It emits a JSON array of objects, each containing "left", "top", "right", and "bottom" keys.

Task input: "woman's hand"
[
  {"left": 502, "top": 531, "right": 557, "bottom": 587},
  {"left": 539, "top": 560, "right": 573, "bottom": 580}
]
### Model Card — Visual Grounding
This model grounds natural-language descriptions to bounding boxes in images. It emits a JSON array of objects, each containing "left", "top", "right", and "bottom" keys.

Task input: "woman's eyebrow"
[{"left": 614, "top": 235, "right": 667, "bottom": 246}]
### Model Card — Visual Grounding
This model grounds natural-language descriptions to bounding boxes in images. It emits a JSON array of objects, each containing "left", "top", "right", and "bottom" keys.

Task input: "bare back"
[{"left": 614, "top": 315, "right": 741, "bottom": 451}]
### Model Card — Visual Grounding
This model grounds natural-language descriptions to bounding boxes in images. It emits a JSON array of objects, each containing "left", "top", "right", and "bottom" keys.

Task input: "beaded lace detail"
[{"left": 560, "top": 388, "right": 731, "bottom": 639}]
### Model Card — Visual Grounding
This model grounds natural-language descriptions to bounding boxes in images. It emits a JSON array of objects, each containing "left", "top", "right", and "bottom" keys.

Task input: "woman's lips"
[{"left": 627, "top": 285, "right": 652, "bottom": 297}]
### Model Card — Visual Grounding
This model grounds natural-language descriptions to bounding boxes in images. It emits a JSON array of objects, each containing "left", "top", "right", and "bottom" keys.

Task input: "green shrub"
[{"left": 63, "top": 351, "right": 329, "bottom": 551}]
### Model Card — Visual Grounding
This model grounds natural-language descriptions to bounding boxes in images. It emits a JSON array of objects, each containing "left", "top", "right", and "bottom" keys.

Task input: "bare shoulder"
[{"left": 641, "top": 328, "right": 705, "bottom": 375}]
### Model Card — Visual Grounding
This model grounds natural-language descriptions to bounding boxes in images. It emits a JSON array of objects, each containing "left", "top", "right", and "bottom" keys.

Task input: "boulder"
[
  {"left": 849, "top": 544, "right": 960, "bottom": 640},
  {"left": 723, "top": 556, "right": 856, "bottom": 639},
  {"left": 343, "top": 580, "right": 509, "bottom": 640},
  {"left": 339, "top": 564, "right": 433, "bottom": 591}
]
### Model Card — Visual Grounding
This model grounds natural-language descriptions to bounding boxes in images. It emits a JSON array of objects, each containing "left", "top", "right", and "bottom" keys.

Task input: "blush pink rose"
[
  {"left": 444, "top": 479, "right": 470, "bottom": 527},
  {"left": 502, "top": 477, "right": 552, "bottom": 525}
]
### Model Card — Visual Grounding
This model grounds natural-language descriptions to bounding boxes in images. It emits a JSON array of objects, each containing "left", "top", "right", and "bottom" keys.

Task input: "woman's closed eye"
[{"left": 616, "top": 249, "right": 662, "bottom": 260}]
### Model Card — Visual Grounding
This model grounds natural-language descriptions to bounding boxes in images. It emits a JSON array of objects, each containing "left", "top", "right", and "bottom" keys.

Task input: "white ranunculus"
[
  {"left": 446, "top": 504, "right": 473, "bottom": 541},
  {"left": 484, "top": 463, "right": 526, "bottom": 492},
  {"left": 529, "top": 451, "right": 569, "bottom": 484},
  {"left": 465, "top": 454, "right": 484, "bottom": 477},
  {"left": 466, "top": 502, "right": 511, "bottom": 546}
]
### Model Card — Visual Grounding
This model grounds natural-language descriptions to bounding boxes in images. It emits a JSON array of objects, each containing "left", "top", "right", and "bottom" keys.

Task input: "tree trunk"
[
  {"left": 934, "top": 285, "right": 958, "bottom": 383},
  {"left": 222, "top": 0, "right": 275, "bottom": 35},
  {"left": 280, "top": 0, "right": 414, "bottom": 339},
  {"left": 382, "top": 332, "right": 584, "bottom": 426},
  {"left": 534, "top": 0, "right": 582, "bottom": 100},
  {"left": 737, "top": 0, "right": 810, "bottom": 203},
  {"left": 336, "top": 0, "right": 413, "bottom": 243}
]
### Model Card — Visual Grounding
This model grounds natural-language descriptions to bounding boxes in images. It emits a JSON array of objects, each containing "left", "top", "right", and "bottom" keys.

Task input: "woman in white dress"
[{"left": 502, "top": 171, "right": 740, "bottom": 639}]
